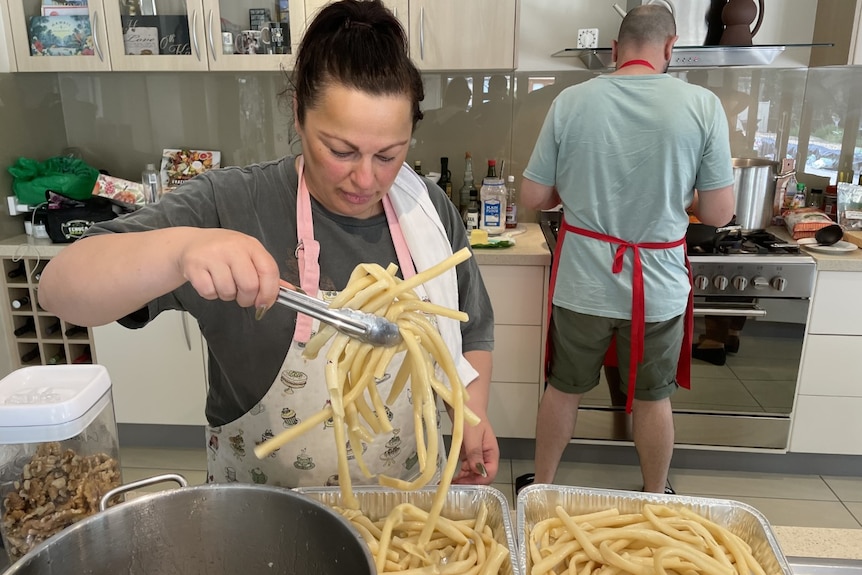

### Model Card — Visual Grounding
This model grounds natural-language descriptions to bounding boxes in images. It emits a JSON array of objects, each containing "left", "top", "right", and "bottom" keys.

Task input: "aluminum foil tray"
[
  {"left": 517, "top": 484, "right": 792, "bottom": 575},
  {"left": 297, "top": 485, "right": 520, "bottom": 575}
]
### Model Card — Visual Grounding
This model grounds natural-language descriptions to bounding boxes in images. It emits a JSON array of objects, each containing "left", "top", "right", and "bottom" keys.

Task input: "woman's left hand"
[{"left": 452, "top": 416, "right": 499, "bottom": 485}]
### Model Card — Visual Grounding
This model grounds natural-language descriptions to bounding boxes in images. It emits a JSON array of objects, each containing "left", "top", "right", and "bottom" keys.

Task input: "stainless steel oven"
[{"left": 539, "top": 210, "right": 816, "bottom": 450}]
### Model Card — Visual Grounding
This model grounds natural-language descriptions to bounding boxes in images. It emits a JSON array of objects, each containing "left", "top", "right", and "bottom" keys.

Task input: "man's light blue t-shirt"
[{"left": 525, "top": 74, "right": 733, "bottom": 322}]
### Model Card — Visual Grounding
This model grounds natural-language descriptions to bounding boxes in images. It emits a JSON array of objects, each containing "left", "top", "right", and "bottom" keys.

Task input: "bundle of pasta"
[
  {"left": 528, "top": 504, "right": 769, "bottom": 575},
  {"left": 337, "top": 501, "right": 509, "bottom": 575},
  {"left": 254, "top": 247, "right": 502, "bottom": 570}
]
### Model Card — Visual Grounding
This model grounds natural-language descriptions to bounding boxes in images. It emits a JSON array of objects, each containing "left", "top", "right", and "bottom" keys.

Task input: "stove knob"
[
  {"left": 771, "top": 276, "right": 787, "bottom": 292},
  {"left": 732, "top": 275, "right": 748, "bottom": 291},
  {"left": 694, "top": 275, "right": 710, "bottom": 291},
  {"left": 713, "top": 275, "right": 729, "bottom": 291},
  {"left": 753, "top": 276, "right": 769, "bottom": 289}
]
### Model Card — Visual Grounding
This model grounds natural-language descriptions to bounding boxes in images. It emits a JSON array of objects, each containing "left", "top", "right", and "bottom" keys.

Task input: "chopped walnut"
[{"left": 2, "top": 442, "right": 121, "bottom": 560}]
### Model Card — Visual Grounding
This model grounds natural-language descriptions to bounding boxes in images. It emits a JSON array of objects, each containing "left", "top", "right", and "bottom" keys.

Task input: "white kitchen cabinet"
[
  {"left": 790, "top": 395, "right": 862, "bottom": 455},
  {"left": 103, "top": 0, "right": 307, "bottom": 72},
  {"left": 301, "top": 0, "right": 408, "bottom": 46},
  {"left": 9, "top": 0, "right": 306, "bottom": 73},
  {"left": 8, "top": 0, "right": 112, "bottom": 72},
  {"left": 0, "top": 2, "right": 17, "bottom": 72},
  {"left": 409, "top": 0, "right": 518, "bottom": 71},
  {"left": 93, "top": 310, "right": 208, "bottom": 426},
  {"left": 790, "top": 270, "right": 862, "bottom": 455},
  {"left": 479, "top": 263, "right": 547, "bottom": 439}
]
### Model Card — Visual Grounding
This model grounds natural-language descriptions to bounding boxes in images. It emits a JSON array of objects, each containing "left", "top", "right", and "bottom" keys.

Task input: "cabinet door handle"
[
  {"left": 92, "top": 10, "right": 104, "bottom": 62},
  {"left": 181, "top": 312, "right": 192, "bottom": 351},
  {"left": 419, "top": 6, "right": 425, "bottom": 61},
  {"left": 207, "top": 9, "right": 216, "bottom": 62},
  {"left": 191, "top": 9, "right": 201, "bottom": 61}
]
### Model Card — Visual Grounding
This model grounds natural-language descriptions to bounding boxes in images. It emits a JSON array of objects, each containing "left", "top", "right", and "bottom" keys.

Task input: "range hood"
[{"left": 552, "top": 43, "right": 833, "bottom": 70}]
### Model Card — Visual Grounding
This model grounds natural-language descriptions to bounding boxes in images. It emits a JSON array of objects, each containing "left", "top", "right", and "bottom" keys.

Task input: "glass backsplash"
[{"left": 2, "top": 64, "right": 861, "bottom": 228}]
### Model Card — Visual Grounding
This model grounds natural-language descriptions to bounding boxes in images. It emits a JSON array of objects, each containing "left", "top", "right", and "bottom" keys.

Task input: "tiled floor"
[{"left": 120, "top": 447, "right": 862, "bottom": 530}]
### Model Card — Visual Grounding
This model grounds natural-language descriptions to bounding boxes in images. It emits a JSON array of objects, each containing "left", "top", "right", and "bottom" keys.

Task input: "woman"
[{"left": 38, "top": 0, "right": 498, "bottom": 488}]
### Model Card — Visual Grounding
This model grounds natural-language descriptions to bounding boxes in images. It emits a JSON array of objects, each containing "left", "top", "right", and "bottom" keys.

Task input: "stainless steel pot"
[
  {"left": 3, "top": 475, "right": 375, "bottom": 575},
  {"left": 731, "top": 157, "right": 780, "bottom": 231}
]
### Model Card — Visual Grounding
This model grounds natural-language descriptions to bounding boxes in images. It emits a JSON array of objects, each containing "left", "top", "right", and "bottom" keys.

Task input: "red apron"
[{"left": 545, "top": 217, "right": 693, "bottom": 413}]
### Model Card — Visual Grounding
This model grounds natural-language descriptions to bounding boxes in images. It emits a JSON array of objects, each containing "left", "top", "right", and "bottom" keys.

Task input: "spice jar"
[{"left": 0, "top": 365, "right": 122, "bottom": 562}]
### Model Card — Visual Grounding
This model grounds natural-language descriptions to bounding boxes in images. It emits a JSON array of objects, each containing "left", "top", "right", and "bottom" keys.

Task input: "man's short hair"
[{"left": 618, "top": 5, "right": 676, "bottom": 48}]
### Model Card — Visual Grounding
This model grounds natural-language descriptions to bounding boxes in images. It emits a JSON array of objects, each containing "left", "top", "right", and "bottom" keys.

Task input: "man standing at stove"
[{"left": 519, "top": 5, "right": 734, "bottom": 493}]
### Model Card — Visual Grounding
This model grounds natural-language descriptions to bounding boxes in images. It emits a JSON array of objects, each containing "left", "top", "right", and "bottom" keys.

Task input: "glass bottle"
[
  {"left": 438, "top": 157, "right": 453, "bottom": 203},
  {"left": 505, "top": 175, "right": 518, "bottom": 229},
  {"left": 460, "top": 152, "right": 476, "bottom": 216},
  {"left": 413, "top": 160, "right": 424, "bottom": 176},
  {"left": 485, "top": 159, "right": 497, "bottom": 182},
  {"left": 142, "top": 163, "right": 162, "bottom": 204},
  {"left": 465, "top": 187, "right": 480, "bottom": 230}
]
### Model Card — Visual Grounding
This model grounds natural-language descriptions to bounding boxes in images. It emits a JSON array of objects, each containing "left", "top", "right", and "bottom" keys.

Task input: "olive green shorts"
[{"left": 547, "top": 306, "right": 683, "bottom": 401}]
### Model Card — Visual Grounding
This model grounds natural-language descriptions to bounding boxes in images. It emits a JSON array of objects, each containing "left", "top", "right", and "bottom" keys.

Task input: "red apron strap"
[{"left": 545, "top": 216, "right": 687, "bottom": 413}]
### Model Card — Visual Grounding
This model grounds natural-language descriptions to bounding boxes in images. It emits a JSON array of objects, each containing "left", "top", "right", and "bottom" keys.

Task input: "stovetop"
[
  {"left": 688, "top": 229, "right": 802, "bottom": 256},
  {"left": 538, "top": 210, "right": 816, "bottom": 299}
]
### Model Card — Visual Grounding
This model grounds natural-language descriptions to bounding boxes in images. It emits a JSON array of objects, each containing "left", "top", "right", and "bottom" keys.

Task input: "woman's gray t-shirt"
[{"left": 86, "top": 157, "right": 494, "bottom": 425}]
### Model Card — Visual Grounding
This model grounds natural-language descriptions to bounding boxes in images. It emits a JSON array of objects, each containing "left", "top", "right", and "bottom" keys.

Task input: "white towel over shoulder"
[{"left": 387, "top": 164, "right": 479, "bottom": 388}]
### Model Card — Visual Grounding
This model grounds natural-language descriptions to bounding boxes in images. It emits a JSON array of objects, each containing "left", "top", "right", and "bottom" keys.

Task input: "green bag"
[{"left": 7, "top": 156, "right": 100, "bottom": 206}]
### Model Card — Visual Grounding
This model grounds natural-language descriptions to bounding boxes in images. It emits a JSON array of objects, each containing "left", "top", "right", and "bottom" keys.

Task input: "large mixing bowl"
[{"left": 2, "top": 475, "right": 374, "bottom": 575}]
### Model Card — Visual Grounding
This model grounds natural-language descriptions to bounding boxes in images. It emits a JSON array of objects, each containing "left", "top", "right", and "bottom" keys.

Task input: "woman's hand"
[
  {"left": 452, "top": 414, "right": 499, "bottom": 485},
  {"left": 177, "top": 228, "right": 282, "bottom": 310}
]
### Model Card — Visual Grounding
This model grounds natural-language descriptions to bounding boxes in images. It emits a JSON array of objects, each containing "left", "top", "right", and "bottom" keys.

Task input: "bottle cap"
[
  {"left": 797, "top": 183, "right": 805, "bottom": 190},
  {"left": 488, "top": 159, "right": 496, "bottom": 166}
]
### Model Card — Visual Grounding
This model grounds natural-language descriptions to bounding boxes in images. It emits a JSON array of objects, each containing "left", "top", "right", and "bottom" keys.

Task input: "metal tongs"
[{"left": 276, "top": 285, "right": 402, "bottom": 347}]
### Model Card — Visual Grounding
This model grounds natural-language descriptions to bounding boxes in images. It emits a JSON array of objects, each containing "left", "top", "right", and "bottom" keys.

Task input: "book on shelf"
[
  {"left": 29, "top": 15, "right": 94, "bottom": 56},
  {"left": 41, "top": 6, "right": 90, "bottom": 17},
  {"left": 120, "top": 15, "right": 191, "bottom": 55}
]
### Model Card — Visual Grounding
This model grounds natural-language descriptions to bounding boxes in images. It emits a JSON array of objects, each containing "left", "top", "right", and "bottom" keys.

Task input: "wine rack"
[{"left": 2, "top": 256, "right": 95, "bottom": 367}]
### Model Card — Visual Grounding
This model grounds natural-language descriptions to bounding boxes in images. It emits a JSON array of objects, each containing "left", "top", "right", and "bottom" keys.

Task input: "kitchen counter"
[
  {"left": 472, "top": 223, "right": 551, "bottom": 266},
  {"left": 0, "top": 224, "right": 554, "bottom": 267},
  {"left": 768, "top": 226, "right": 862, "bottom": 272},
  {"left": 775, "top": 526, "right": 862, "bottom": 561},
  {"left": 0, "top": 234, "right": 65, "bottom": 258}
]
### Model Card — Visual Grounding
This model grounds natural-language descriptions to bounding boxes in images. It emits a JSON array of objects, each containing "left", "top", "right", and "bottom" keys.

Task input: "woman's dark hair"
[{"left": 293, "top": 0, "right": 424, "bottom": 130}]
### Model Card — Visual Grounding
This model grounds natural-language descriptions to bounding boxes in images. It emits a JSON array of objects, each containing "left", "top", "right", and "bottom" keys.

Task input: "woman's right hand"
[{"left": 177, "top": 228, "right": 282, "bottom": 311}]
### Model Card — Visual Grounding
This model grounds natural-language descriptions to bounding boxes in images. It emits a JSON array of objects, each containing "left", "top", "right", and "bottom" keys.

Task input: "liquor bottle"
[
  {"left": 47, "top": 350, "right": 66, "bottom": 365},
  {"left": 459, "top": 152, "right": 475, "bottom": 214},
  {"left": 44, "top": 320, "right": 62, "bottom": 336},
  {"left": 13, "top": 318, "right": 35, "bottom": 337},
  {"left": 20, "top": 347, "right": 40, "bottom": 363},
  {"left": 438, "top": 157, "right": 453, "bottom": 203},
  {"left": 65, "top": 325, "right": 88, "bottom": 337},
  {"left": 466, "top": 186, "right": 480, "bottom": 230},
  {"left": 505, "top": 175, "right": 519, "bottom": 229},
  {"left": 11, "top": 296, "right": 30, "bottom": 310},
  {"left": 7, "top": 262, "right": 24, "bottom": 279},
  {"left": 142, "top": 163, "right": 162, "bottom": 204},
  {"left": 485, "top": 159, "right": 497, "bottom": 182},
  {"left": 72, "top": 346, "right": 92, "bottom": 364},
  {"left": 413, "top": 160, "right": 424, "bottom": 176}
]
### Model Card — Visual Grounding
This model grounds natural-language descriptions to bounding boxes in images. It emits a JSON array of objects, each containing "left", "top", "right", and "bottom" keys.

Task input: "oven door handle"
[{"left": 693, "top": 303, "right": 767, "bottom": 318}]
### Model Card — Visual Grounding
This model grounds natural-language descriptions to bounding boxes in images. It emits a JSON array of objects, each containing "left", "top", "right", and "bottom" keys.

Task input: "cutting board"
[{"left": 843, "top": 231, "right": 862, "bottom": 248}]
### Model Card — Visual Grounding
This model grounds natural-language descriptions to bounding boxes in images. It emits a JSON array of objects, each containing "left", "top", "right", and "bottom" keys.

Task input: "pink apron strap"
[
  {"left": 294, "top": 157, "right": 321, "bottom": 342},
  {"left": 383, "top": 194, "right": 416, "bottom": 280}
]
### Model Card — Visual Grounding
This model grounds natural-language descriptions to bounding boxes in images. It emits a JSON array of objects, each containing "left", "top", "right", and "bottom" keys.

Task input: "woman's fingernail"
[
  {"left": 255, "top": 305, "right": 268, "bottom": 321},
  {"left": 476, "top": 462, "right": 488, "bottom": 478}
]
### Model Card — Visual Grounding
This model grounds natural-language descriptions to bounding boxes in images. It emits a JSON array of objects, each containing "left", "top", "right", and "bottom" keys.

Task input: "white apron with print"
[{"left": 205, "top": 159, "right": 442, "bottom": 487}]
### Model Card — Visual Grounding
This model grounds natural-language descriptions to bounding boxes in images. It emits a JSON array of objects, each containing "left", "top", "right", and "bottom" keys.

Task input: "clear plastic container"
[{"left": 0, "top": 365, "right": 122, "bottom": 562}]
